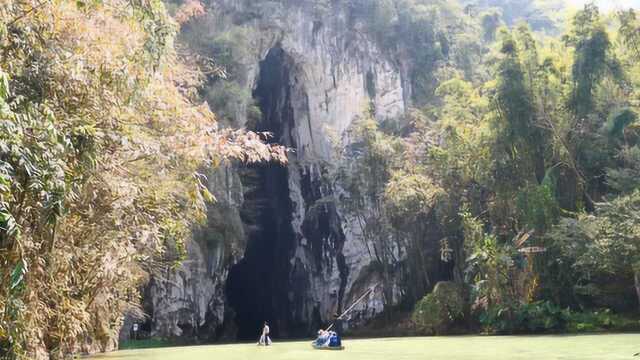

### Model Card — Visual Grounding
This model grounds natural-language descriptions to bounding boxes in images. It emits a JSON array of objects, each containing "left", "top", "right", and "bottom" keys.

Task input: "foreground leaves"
[{"left": 0, "top": 0, "right": 285, "bottom": 358}]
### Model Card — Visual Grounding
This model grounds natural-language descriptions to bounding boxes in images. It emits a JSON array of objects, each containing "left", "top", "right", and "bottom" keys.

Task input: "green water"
[{"left": 92, "top": 334, "right": 640, "bottom": 360}]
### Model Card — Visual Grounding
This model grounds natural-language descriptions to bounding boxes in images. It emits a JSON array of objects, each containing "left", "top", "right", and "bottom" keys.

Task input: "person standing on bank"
[{"left": 257, "top": 321, "right": 272, "bottom": 346}]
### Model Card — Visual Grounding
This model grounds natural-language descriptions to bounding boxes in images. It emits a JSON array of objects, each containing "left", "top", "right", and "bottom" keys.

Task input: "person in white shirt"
[
  {"left": 257, "top": 321, "right": 272, "bottom": 346},
  {"left": 314, "top": 329, "right": 330, "bottom": 346}
]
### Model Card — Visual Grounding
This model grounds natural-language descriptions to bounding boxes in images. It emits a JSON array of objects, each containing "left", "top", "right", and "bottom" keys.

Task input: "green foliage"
[
  {"left": 177, "top": 13, "right": 258, "bottom": 126},
  {"left": 336, "top": 112, "right": 402, "bottom": 210},
  {"left": 399, "top": 2, "right": 640, "bottom": 333},
  {"left": 465, "top": 0, "right": 560, "bottom": 32},
  {"left": 333, "top": 0, "right": 640, "bottom": 335},
  {"left": 334, "top": 110, "right": 446, "bottom": 300},
  {"left": 492, "top": 29, "right": 544, "bottom": 186},
  {"left": 205, "top": 81, "right": 259, "bottom": 125},
  {"left": 607, "top": 145, "right": 640, "bottom": 194},
  {"left": 384, "top": 171, "right": 444, "bottom": 229},
  {"left": 480, "top": 10, "right": 502, "bottom": 42},
  {"left": 563, "top": 4, "right": 612, "bottom": 117},
  {"left": 465, "top": 232, "right": 517, "bottom": 308},
  {"left": 515, "top": 176, "right": 560, "bottom": 232},
  {"left": 412, "top": 281, "right": 466, "bottom": 334},
  {"left": 540, "top": 190, "right": 640, "bottom": 310},
  {"left": 346, "top": 0, "right": 478, "bottom": 103},
  {"left": 332, "top": 111, "right": 401, "bottom": 297},
  {"left": 565, "top": 308, "right": 640, "bottom": 332},
  {"left": 479, "top": 301, "right": 566, "bottom": 334},
  {"left": 618, "top": 9, "right": 640, "bottom": 57},
  {"left": 606, "top": 108, "right": 637, "bottom": 139},
  {"left": 478, "top": 301, "right": 639, "bottom": 334},
  {"left": 0, "top": 0, "right": 285, "bottom": 358}
]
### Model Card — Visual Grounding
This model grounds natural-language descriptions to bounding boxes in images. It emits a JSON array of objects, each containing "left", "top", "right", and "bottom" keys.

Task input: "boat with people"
[
  {"left": 312, "top": 343, "right": 345, "bottom": 350},
  {"left": 310, "top": 284, "right": 378, "bottom": 351},
  {"left": 312, "top": 329, "right": 344, "bottom": 350}
]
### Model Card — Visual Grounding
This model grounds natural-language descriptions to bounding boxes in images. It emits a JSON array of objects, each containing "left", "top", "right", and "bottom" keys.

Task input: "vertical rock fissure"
[
  {"left": 225, "top": 46, "right": 298, "bottom": 341},
  {"left": 300, "top": 169, "right": 349, "bottom": 319}
]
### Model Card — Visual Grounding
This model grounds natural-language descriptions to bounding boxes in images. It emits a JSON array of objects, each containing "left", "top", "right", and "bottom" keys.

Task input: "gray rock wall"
[{"left": 138, "top": 0, "right": 415, "bottom": 341}]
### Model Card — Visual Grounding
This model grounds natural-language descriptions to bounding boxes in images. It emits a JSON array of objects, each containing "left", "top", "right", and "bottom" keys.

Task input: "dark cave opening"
[{"left": 225, "top": 46, "right": 298, "bottom": 341}]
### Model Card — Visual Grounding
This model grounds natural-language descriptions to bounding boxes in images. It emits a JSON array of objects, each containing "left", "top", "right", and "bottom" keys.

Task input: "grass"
[{"left": 91, "top": 334, "right": 640, "bottom": 360}]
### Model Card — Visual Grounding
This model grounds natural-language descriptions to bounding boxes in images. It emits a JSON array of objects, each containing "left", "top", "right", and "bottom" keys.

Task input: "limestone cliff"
[{"left": 138, "top": 0, "right": 439, "bottom": 342}]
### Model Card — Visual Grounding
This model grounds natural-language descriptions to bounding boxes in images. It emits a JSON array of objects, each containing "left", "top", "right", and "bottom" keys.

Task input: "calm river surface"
[{"left": 91, "top": 334, "right": 640, "bottom": 360}]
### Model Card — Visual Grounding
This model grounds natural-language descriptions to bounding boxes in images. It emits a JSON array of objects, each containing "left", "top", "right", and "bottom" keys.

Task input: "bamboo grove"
[
  {"left": 0, "top": 0, "right": 285, "bottom": 358},
  {"left": 330, "top": 2, "right": 640, "bottom": 334}
]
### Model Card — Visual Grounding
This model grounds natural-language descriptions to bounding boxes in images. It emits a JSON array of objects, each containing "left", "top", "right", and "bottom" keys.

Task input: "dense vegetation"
[
  {"left": 0, "top": 0, "right": 285, "bottom": 358},
  {"left": 334, "top": 2, "right": 640, "bottom": 334}
]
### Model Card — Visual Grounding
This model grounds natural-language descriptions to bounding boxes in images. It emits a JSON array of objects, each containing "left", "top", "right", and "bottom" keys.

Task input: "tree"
[
  {"left": 493, "top": 29, "right": 545, "bottom": 185},
  {"left": 0, "top": 1, "right": 285, "bottom": 358},
  {"left": 384, "top": 170, "right": 445, "bottom": 297},
  {"left": 564, "top": 4, "right": 612, "bottom": 118},
  {"left": 618, "top": 9, "right": 640, "bottom": 58},
  {"left": 543, "top": 191, "right": 640, "bottom": 311},
  {"left": 481, "top": 9, "right": 502, "bottom": 42}
]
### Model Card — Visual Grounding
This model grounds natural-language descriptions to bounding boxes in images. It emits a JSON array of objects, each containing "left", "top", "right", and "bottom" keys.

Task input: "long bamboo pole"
[{"left": 325, "top": 284, "right": 379, "bottom": 332}]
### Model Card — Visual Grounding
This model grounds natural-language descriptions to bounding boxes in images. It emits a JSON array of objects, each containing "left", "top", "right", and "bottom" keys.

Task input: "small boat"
[{"left": 312, "top": 343, "right": 345, "bottom": 350}]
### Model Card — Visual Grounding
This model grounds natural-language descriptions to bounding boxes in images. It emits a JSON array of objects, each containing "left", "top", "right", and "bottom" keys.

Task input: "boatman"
[{"left": 332, "top": 313, "right": 344, "bottom": 335}]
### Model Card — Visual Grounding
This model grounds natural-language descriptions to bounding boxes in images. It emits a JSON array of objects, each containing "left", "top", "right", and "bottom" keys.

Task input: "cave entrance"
[{"left": 225, "top": 46, "right": 298, "bottom": 341}]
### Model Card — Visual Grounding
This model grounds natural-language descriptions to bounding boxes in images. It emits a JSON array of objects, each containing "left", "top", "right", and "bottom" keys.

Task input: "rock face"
[
  {"left": 141, "top": 167, "right": 246, "bottom": 341},
  {"left": 143, "top": 235, "right": 226, "bottom": 340},
  {"left": 139, "top": 0, "right": 428, "bottom": 342}
]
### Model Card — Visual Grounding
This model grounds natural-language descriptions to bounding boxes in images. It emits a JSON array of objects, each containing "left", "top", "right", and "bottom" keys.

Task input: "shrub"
[
  {"left": 479, "top": 301, "right": 566, "bottom": 333},
  {"left": 566, "top": 309, "right": 640, "bottom": 332},
  {"left": 412, "top": 282, "right": 466, "bottom": 334},
  {"left": 478, "top": 301, "right": 640, "bottom": 334}
]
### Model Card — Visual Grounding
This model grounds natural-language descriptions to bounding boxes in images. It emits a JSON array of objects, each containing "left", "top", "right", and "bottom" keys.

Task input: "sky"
[{"left": 566, "top": 0, "right": 640, "bottom": 11}]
